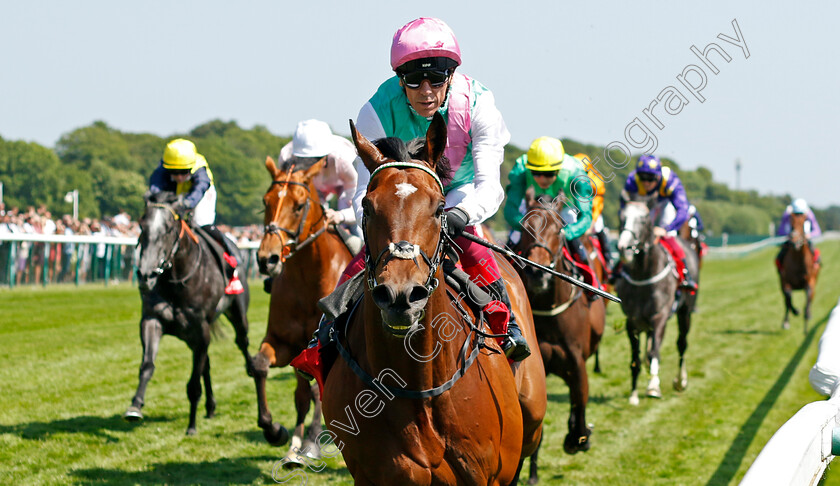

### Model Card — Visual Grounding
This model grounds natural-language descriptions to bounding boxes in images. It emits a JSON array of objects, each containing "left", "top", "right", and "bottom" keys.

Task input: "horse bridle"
[
  {"left": 263, "top": 179, "right": 328, "bottom": 261},
  {"left": 139, "top": 203, "right": 201, "bottom": 284},
  {"left": 362, "top": 162, "right": 447, "bottom": 295}
]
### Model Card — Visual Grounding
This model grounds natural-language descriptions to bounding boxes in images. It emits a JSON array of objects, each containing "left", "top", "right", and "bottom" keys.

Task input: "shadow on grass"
[
  {"left": 71, "top": 456, "right": 271, "bottom": 485},
  {"left": 720, "top": 329, "right": 781, "bottom": 335},
  {"left": 72, "top": 455, "right": 351, "bottom": 485},
  {"left": 705, "top": 311, "right": 829, "bottom": 486},
  {"left": 0, "top": 414, "right": 174, "bottom": 442},
  {"left": 547, "top": 393, "right": 616, "bottom": 405}
]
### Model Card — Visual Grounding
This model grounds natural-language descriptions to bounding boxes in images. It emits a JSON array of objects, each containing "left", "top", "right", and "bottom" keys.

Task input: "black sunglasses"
[
  {"left": 401, "top": 70, "right": 451, "bottom": 89},
  {"left": 531, "top": 170, "right": 558, "bottom": 179},
  {"left": 169, "top": 169, "right": 191, "bottom": 176},
  {"left": 638, "top": 173, "right": 657, "bottom": 182}
]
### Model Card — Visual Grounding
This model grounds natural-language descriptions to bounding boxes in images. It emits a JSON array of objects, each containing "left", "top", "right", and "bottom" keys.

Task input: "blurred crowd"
[{"left": 0, "top": 203, "right": 264, "bottom": 286}]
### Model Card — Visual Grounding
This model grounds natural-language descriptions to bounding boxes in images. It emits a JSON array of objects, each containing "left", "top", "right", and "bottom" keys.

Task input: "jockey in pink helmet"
[{"left": 293, "top": 18, "right": 524, "bottom": 389}]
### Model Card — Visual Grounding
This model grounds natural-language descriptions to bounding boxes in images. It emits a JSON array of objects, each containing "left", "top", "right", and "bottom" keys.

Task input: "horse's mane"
[
  {"left": 374, "top": 136, "right": 453, "bottom": 185},
  {"left": 146, "top": 190, "right": 178, "bottom": 205}
]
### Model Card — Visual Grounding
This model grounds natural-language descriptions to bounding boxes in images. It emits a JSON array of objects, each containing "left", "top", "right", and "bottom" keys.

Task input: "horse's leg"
[
  {"left": 647, "top": 316, "right": 667, "bottom": 399},
  {"left": 185, "top": 342, "right": 209, "bottom": 435},
  {"left": 627, "top": 322, "right": 642, "bottom": 406},
  {"left": 564, "top": 352, "right": 592, "bottom": 454},
  {"left": 125, "top": 316, "right": 163, "bottom": 421},
  {"left": 673, "top": 304, "right": 691, "bottom": 392},
  {"left": 302, "top": 381, "right": 323, "bottom": 459},
  {"left": 225, "top": 293, "right": 254, "bottom": 377},
  {"left": 593, "top": 349, "right": 601, "bottom": 374},
  {"left": 253, "top": 339, "right": 290, "bottom": 446},
  {"left": 203, "top": 355, "right": 216, "bottom": 419},
  {"left": 804, "top": 284, "right": 813, "bottom": 334},
  {"left": 284, "top": 375, "right": 314, "bottom": 465},
  {"left": 527, "top": 434, "right": 543, "bottom": 485}
]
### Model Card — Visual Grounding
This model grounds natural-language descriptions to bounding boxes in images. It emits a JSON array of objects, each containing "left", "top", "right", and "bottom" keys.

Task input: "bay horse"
[
  {"left": 321, "top": 114, "right": 546, "bottom": 485},
  {"left": 126, "top": 192, "right": 253, "bottom": 435},
  {"left": 779, "top": 212, "right": 820, "bottom": 333},
  {"left": 253, "top": 157, "right": 353, "bottom": 459},
  {"left": 514, "top": 191, "right": 605, "bottom": 482},
  {"left": 615, "top": 200, "right": 698, "bottom": 405}
]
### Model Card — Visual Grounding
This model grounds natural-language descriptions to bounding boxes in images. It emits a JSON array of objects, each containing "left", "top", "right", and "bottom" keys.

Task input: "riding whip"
[{"left": 458, "top": 231, "right": 621, "bottom": 303}]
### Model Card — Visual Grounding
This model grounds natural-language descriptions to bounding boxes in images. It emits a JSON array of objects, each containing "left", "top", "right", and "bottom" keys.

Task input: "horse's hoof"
[
  {"left": 673, "top": 377, "right": 688, "bottom": 392},
  {"left": 186, "top": 427, "right": 197, "bottom": 436},
  {"left": 782, "top": 320, "right": 790, "bottom": 330},
  {"left": 300, "top": 439, "right": 322, "bottom": 460},
  {"left": 629, "top": 391, "right": 640, "bottom": 406},
  {"left": 124, "top": 406, "right": 143, "bottom": 422},
  {"left": 647, "top": 386, "right": 662, "bottom": 399},
  {"left": 263, "top": 423, "right": 290, "bottom": 446},
  {"left": 563, "top": 430, "right": 592, "bottom": 455},
  {"left": 281, "top": 452, "right": 306, "bottom": 469}
]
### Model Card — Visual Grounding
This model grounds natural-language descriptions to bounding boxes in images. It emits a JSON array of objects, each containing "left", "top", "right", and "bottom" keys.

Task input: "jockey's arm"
[
  {"left": 807, "top": 210, "right": 823, "bottom": 238},
  {"left": 334, "top": 144, "right": 360, "bottom": 225},
  {"left": 351, "top": 103, "right": 387, "bottom": 226},
  {"left": 503, "top": 163, "right": 527, "bottom": 230},
  {"left": 663, "top": 180, "right": 689, "bottom": 233},
  {"left": 453, "top": 90, "right": 509, "bottom": 225},
  {"left": 563, "top": 171, "right": 593, "bottom": 240},
  {"left": 181, "top": 167, "right": 211, "bottom": 209},
  {"left": 148, "top": 164, "right": 168, "bottom": 194}
]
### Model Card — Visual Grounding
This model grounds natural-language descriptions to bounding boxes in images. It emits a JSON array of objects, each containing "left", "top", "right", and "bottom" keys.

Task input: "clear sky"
[{"left": 2, "top": 1, "right": 838, "bottom": 206}]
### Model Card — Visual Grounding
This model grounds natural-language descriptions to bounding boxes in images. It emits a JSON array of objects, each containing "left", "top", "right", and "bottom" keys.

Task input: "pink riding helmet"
[{"left": 390, "top": 17, "right": 462, "bottom": 71}]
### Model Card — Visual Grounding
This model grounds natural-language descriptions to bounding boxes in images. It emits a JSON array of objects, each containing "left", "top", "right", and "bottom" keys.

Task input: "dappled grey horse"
[
  {"left": 615, "top": 200, "right": 698, "bottom": 405},
  {"left": 125, "top": 192, "right": 256, "bottom": 436}
]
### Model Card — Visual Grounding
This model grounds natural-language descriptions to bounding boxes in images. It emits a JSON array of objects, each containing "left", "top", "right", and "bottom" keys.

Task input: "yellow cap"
[
  {"left": 525, "top": 137, "right": 564, "bottom": 171},
  {"left": 162, "top": 139, "right": 197, "bottom": 170}
]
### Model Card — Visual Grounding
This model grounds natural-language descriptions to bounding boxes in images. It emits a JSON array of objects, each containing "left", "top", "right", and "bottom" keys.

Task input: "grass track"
[{"left": 0, "top": 241, "right": 838, "bottom": 485}]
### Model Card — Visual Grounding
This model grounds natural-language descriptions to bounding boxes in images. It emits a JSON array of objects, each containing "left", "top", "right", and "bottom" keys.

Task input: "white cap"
[
  {"left": 792, "top": 198, "right": 809, "bottom": 214},
  {"left": 291, "top": 119, "right": 335, "bottom": 157}
]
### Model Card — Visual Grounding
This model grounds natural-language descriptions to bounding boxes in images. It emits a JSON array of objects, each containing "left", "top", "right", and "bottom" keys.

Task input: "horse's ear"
[
  {"left": 424, "top": 112, "right": 447, "bottom": 169},
  {"left": 525, "top": 186, "right": 536, "bottom": 206},
  {"left": 303, "top": 157, "right": 325, "bottom": 182},
  {"left": 265, "top": 156, "right": 280, "bottom": 178},
  {"left": 350, "top": 119, "right": 388, "bottom": 173}
]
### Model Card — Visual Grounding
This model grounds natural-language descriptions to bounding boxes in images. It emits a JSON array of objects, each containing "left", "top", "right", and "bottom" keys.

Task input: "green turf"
[{"left": 0, "top": 242, "right": 837, "bottom": 485}]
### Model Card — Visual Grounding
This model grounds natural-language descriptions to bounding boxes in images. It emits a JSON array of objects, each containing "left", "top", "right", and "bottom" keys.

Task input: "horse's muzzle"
[
  {"left": 258, "top": 254, "right": 283, "bottom": 278},
  {"left": 371, "top": 283, "right": 429, "bottom": 335}
]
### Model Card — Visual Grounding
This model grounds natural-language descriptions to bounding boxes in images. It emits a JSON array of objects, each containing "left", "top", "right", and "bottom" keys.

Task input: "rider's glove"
[{"left": 444, "top": 207, "right": 469, "bottom": 239}]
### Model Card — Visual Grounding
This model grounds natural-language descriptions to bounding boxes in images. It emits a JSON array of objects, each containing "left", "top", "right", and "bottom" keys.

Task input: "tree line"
[{"left": 1, "top": 120, "right": 837, "bottom": 235}]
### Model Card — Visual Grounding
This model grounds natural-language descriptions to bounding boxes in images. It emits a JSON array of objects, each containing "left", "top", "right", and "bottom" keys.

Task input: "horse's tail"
[{"left": 209, "top": 318, "right": 226, "bottom": 341}]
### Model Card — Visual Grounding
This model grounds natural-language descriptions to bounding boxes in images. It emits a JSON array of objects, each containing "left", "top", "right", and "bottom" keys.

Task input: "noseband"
[
  {"left": 362, "top": 162, "right": 447, "bottom": 295},
  {"left": 264, "top": 179, "right": 328, "bottom": 260},
  {"left": 139, "top": 203, "right": 201, "bottom": 284}
]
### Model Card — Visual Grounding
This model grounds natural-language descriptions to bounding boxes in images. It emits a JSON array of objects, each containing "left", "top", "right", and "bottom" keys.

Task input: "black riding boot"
[
  {"left": 679, "top": 260, "right": 698, "bottom": 291},
  {"left": 597, "top": 229, "right": 614, "bottom": 271},
  {"left": 481, "top": 279, "right": 530, "bottom": 361},
  {"left": 569, "top": 237, "right": 600, "bottom": 301},
  {"left": 776, "top": 241, "right": 790, "bottom": 269},
  {"left": 202, "top": 224, "right": 243, "bottom": 294}
]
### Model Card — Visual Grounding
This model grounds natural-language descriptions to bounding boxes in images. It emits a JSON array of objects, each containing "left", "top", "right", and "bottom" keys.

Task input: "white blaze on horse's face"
[
  {"left": 395, "top": 183, "right": 418, "bottom": 199},
  {"left": 618, "top": 203, "right": 648, "bottom": 263}
]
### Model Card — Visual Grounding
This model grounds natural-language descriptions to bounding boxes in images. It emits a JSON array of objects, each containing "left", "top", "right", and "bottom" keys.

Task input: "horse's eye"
[
  {"left": 435, "top": 203, "right": 445, "bottom": 217},
  {"left": 362, "top": 200, "right": 373, "bottom": 217}
]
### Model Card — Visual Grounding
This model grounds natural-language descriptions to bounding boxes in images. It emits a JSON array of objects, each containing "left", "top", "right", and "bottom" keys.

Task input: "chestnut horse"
[
  {"left": 321, "top": 115, "right": 545, "bottom": 485},
  {"left": 779, "top": 212, "right": 820, "bottom": 333},
  {"left": 253, "top": 158, "right": 353, "bottom": 461},
  {"left": 514, "top": 192, "right": 605, "bottom": 482},
  {"left": 615, "top": 200, "right": 698, "bottom": 405}
]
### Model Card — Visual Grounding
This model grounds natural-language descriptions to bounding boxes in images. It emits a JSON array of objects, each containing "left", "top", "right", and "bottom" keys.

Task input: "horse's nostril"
[
  {"left": 267, "top": 255, "right": 280, "bottom": 265},
  {"left": 408, "top": 285, "right": 429, "bottom": 304},
  {"left": 372, "top": 285, "right": 396, "bottom": 308}
]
